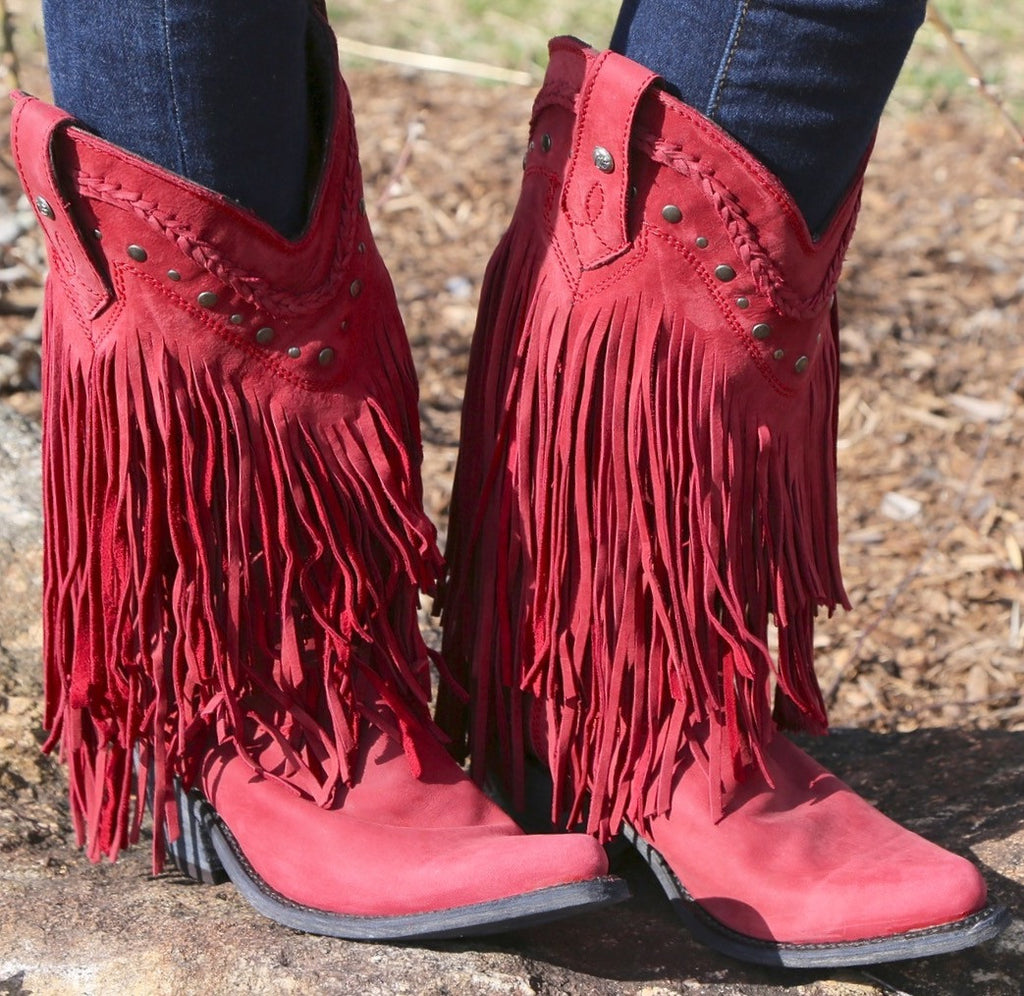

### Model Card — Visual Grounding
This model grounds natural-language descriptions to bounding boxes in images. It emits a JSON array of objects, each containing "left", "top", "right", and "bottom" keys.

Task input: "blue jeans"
[
  {"left": 42, "top": 0, "right": 329, "bottom": 238},
  {"left": 43, "top": 0, "right": 924, "bottom": 236},
  {"left": 611, "top": 0, "right": 926, "bottom": 233}
]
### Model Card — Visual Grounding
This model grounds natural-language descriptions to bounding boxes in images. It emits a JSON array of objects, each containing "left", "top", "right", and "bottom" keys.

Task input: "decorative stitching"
[
  {"left": 127, "top": 264, "right": 345, "bottom": 394},
  {"left": 75, "top": 170, "right": 357, "bottom": 318},
  {"left": 67, "top": 91, "right": 365, "bottom": 319},
  {"left": 12, "top": 109, "right": 107, "bottom": 317},
  {"left": 639, "top": 135, "right": 856, "bottom": 319},
  {"left": 561, "top": 52, "right": 658, "bottom": 268},
  {"left": 648, "top": 225, "right": 795, "bottom": 397},
  {"left": 530, "top": 76, "right": 860, "bottom": 319}
]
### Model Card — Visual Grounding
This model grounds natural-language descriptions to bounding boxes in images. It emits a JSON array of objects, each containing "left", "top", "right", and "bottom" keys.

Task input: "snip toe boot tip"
[
  {"left": 172, "top": 783, "right": 628, "bottom": 940},
  {"left": 625, "top": 823, "right": 1009, "bottom": 968}
]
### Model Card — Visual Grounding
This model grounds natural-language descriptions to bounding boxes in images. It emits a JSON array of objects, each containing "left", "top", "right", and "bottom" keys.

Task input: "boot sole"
[
  {"left": 623, "top": 823, "right": 1011, "bottom": 968},
  {"left": 167, "top": 784, "right": 630, "bottom": 940}
]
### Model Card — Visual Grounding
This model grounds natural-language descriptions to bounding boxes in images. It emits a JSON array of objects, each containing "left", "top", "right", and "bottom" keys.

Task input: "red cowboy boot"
[
  {"left": 437, "top": 37, "right": 1007, "bottom": 965},
  {"left": 12, "top": 42, "right": 626, "bottom": 940}
]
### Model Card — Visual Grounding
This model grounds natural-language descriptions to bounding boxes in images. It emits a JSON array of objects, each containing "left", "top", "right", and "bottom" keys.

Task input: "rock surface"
[
  {"left": 0, "top": 723, "right": 1021, "bottom": 995},
  {"left": 0, "top": 404, "right": 43, "bottom": 695}
]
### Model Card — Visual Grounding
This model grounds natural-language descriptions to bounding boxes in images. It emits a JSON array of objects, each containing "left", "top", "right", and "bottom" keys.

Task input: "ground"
[{"left": 0, "top": 17, "right": 1022, "bottom": 996}]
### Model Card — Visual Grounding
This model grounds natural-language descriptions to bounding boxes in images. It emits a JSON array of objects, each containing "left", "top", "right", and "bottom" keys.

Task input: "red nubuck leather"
[
  {"left": 437, "top": 37, "right": 1007, "bottom": 965},
  {"left": 11, "top": 56, "right": 625, "bottom": 939}
]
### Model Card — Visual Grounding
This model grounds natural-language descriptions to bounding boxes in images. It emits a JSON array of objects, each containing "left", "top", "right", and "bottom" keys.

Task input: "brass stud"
[
  {"left": 229, "top": 314, "right": 244, "bottom": 325},
  {"left": 318, "top": 347, "right": 335, "bottom": 366},
  {"left": 752, "top": 323, "right": 772, "bottom": 340},
  {"left": 541, "top": 133, "right": 552, "bottom": 152},
  {"left": 167, "top": 269, "right": 181, "bottom": 281},
  {"left": 661, "top": 205, "right": 682, "bottom": 224},
  {"left": 773, "top": 348, "right": 785, "bottom": 360},
  {"left": 357, "top": 242, "right": 366, "bottom": 254},
  {"left": 255, "top": 327, "right": 274, "bottom": 344},
  {"left": 695, "top": 236, "right": 709, "bottom": 249},
  {"left": 127, "top": 244, "right": 148, "bottom": 262},
  {"left": 287, "top": 346, "right": 301, "bottom": 359},
  {"left": 358, "top": 197, "right": 366, "bottom": 215},
  {"left": 197, "top": 291, "right": 219, "bottom": 308},
  {"left": 35, "top": 195, "right": 54, "bottom": 219},
  {"left": 350, "top": 279, "right": 362, "bottom": 298},
  {"left": 714, "top": 264, "right": 736, "bottom": 282},
  {"left": 794, "top": 355, "right": 809, "bottom": 373},
  {"left": 93, "top": 229, "right": 103, "bottom": 240},
  {"left": 592, "top": 146, "right": 614, "bottom": 173},
  {"left": 341, "top": 320, "right": 349, "bottom": 331},
  {"left": 736, "top": 297, "right": 750, "bottom": 309}
]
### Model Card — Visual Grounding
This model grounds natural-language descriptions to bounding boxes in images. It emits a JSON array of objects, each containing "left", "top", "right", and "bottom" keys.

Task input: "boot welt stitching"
[
  {"left": 626, "top": 823, "right": 1007, "bottom": 954},
  {"left": 201, "top": 794, "right": 620, "bottom": 921}
]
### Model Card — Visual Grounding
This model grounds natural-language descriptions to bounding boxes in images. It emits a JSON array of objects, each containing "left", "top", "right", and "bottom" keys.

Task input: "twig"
[
  {"left": 336, "top": 36, "right": 534, "bottom": 87},
  {"left": 374, "top": 119, "right": 425, "bottom": 214},
  {"left": 858, "top": 972, "right": 915, "bottom": 996},
  {"left": 925, "top": 2, "right": 1024, "bottom": 152}
]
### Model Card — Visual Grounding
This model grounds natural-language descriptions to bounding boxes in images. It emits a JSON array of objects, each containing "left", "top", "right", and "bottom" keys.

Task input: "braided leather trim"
[{"left": 531, "top": 82, "right": 858, "bottom": 319}]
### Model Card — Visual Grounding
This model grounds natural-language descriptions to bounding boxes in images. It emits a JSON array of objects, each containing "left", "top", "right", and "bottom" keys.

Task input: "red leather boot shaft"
[
  {"left": 439, "top": 38, "right": 860, "bottom": 834},
  {"left": 12, "top": 79, "right": 442, "bottom": 866}
]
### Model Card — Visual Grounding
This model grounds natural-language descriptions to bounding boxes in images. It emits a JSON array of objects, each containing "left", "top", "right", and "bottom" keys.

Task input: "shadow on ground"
[{"left": 1, "top": 727, "right": 1020, "bottom": 995}]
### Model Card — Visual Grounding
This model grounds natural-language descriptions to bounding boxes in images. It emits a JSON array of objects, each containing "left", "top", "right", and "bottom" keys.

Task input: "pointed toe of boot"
[
  {"left": 171, "top": 732, "right": 627, "bottom": 940},
  {"left": 459, "top": 828, "right": 613, "bottom": 895},
  {"left": 840, "top": 835, "right": 991, "bottom": 942},
  {"left": 631, "top": 735, "right": 1008, "bottom": 967},
  {"left": 530, "top": 830, "right": 612, "bottom": 886}
]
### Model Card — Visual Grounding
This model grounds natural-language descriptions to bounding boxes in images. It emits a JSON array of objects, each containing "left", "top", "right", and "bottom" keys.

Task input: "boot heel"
[{"left": 165, "top": 781, "right": 228, "bottom": 885}]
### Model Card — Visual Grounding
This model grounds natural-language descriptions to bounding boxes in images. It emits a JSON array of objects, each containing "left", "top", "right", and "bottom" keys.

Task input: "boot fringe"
[
  {"left": 42, "top": 299, "right": 441, "bottom": 868},
  {"left": 439, "top": 206, "right": 846, "bottom": 839}
]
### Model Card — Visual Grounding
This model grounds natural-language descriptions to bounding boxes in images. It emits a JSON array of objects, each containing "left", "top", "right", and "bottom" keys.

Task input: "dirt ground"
[{"left": 0, "top": 27, "right": 1022, "bottom": 986}]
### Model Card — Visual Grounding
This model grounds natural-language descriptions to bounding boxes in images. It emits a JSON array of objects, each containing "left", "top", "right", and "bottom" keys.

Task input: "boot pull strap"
[
  {"left": 10, "top": 93, "right": 112, "bottom": 319},
  {"left": 561, "top": 50, "right": 659, "bottom": 270}
]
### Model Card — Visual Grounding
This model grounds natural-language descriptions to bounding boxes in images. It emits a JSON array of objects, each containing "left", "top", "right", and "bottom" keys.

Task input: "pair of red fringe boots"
[{"left": 15, "top": 35, "right": 1006, "bottom": 966}]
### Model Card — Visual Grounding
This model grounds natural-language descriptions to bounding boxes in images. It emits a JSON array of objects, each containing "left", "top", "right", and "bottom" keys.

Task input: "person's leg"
[
  {"left": 42, "top": 0, "right": 317, "bottom": 237},
  {"left": 19, "top": 2, "right": 627, "bottom": 938},
  {"left": 611, "top": 0, "right": 926, "bottom": 233}
]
